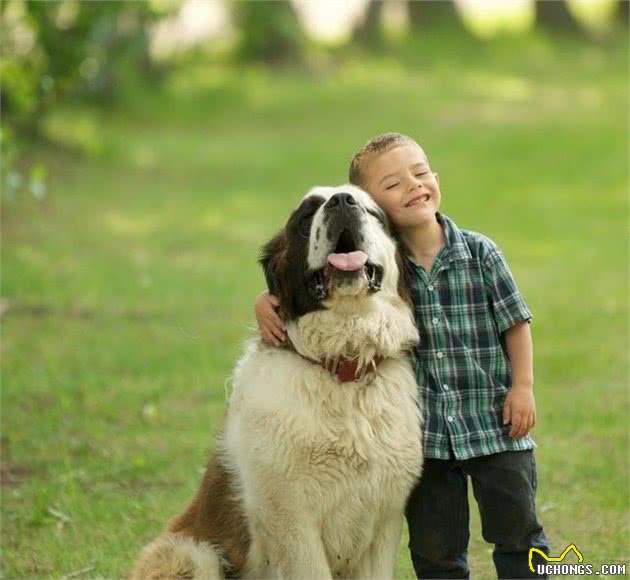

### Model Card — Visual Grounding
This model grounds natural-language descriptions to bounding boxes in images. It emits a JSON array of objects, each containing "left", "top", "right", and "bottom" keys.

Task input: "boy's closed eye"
[{"left": 385, "top": 171, "right": 430, "bottom": 190}]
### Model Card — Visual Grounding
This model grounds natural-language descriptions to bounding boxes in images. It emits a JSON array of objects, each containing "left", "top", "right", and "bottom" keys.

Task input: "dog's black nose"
[{"left": 326, "top": 193, "right": 358, "bottom": 211}]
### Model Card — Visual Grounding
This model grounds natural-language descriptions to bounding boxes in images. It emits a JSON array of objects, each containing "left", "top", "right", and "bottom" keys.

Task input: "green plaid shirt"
[{"left": 406, "top": 213, "right": 536, "bottom": 460}]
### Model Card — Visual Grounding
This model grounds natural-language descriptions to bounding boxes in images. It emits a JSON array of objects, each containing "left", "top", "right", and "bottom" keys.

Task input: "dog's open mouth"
[
  {"left": 327, "top": 228, "right": 367, "bottom": 273},
  {"left": 307, "top": 228, "right": 383, "bottom": 298}
]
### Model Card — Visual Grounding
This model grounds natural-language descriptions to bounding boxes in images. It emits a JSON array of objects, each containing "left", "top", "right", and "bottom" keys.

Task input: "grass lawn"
[{"left": 2, "top": 30, "right": 628, "bottom": 579}]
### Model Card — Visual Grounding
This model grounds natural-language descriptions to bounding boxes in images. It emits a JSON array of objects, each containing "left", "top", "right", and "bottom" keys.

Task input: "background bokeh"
[{"left": 2, "top": 1, "right": 628, "bottom": 578}]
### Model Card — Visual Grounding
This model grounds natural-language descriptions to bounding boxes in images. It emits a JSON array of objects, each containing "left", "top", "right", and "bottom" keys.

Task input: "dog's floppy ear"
[
  {"left": 395, "top": 246, "right": 414, "bottom": 307},
  {"left": 258, "top": 229, "right": 288, "bottom": 298},
  {"left": 389, "top": 223, "right": 413, "bottom": 307}
]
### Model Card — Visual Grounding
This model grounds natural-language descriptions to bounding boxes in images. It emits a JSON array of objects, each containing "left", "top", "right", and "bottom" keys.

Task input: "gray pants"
[{"left": 405, "top": 449, "right": 550, "bottom": 579}]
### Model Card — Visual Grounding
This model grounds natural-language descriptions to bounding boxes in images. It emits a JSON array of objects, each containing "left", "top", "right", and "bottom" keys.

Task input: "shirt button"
[
  {"left": 432, "top": 317, "right": 439, "bottom": 325},
  {"left": 427, "top": 285, "right": 435, "bottom": 291},
  {"left": 436, "top": 351, "right": 444, "bottom": 359},
  {"left": 443, "top": 384, "right": 449, "bottom": 390},
  {"left": 447, "top": 416, "right": 454, "bottom": 423}
]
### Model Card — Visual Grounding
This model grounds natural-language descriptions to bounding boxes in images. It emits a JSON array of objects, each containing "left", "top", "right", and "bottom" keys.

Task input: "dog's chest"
[
  {"left": 230, "top": 350, "right": 422, "bottom": 492},
  {"left": 306, "top": 385, "right": 420, "bottom": 479},
  {"left": 227, "top": 347, "right": 423, "bottom": 575}
]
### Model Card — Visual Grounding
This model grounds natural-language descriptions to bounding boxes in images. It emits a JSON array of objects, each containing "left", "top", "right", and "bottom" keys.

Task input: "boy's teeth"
[{"left": 407, "top": 194, "right": 430, "bottom": 207}]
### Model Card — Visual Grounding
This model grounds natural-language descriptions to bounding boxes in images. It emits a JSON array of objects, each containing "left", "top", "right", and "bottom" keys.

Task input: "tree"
[
  {"left": 233, "top": 1, "right": 303, "bottom": 66},
  {"left": 1, "top": 0, "right": 159, "bottom": 134},
  {"left": 535, "top": 0, "right": 584, "bottom": 34},
  {"left": 408, "top": 0, "right": 465, "bottom": 32},
  {"left": 354, "top": 0, "right": 385, "bottom": 47},
  {"left": 618, "top": 0, "right": 629, "bottom": 26}
]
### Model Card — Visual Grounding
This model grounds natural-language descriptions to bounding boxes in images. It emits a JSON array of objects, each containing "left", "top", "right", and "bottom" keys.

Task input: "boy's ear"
[
  {"left": 258, "top": 229, "right": 287, "bottom": 297},
  {"left": 434, "top": 172, "right": 440, "bottom": 185}
]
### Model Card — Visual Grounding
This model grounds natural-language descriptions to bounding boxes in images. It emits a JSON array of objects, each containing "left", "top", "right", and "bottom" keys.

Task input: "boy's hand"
[
  {"left": 503, "top": 385, "right": 536, "bottom": 438},
  {"left": 255, "top": 291, "right": 286, "bottom": 347}
]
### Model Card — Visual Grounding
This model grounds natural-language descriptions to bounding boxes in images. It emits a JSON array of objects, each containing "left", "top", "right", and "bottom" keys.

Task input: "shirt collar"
[
  {"left": 402, "top": 212, "right": 472, "bottom": 267},
  {"left": 437, "top": 212, "right": 472, "bottom": 263}
]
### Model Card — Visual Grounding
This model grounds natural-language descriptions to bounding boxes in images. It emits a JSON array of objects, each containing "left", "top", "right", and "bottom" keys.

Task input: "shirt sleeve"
[{"left": 482, "top": 243, "right": 532, "bottom": 334}]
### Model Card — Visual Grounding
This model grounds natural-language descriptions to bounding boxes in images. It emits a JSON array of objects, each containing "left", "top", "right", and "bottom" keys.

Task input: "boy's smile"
[{"left": 363, "top": 143, "right": 441, "bottom": 231}]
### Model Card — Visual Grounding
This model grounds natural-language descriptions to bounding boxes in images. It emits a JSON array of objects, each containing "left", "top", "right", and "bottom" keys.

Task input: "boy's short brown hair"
[{"left": 348, "top": 132, "right": 417, "bottom": 189}]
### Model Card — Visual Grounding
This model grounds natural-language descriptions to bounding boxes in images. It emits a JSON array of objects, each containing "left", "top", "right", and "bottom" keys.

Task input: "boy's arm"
[
  {"left": 505, "top": 320, "right": 533, "bottom": 388},
  {"left": 255, "top": 291, "right": 286, "bottom": 346},
  {"left": 503, "top": 321, "right": 536, "bottom": 438}
]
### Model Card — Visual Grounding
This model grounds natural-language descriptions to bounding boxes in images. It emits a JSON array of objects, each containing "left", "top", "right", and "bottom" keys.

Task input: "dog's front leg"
[
  {"left": 245, "top": 504, "right": 332, "bottom": 580},
  {"left": 352, "top": 508, "right": 403, "bottom": 580}
]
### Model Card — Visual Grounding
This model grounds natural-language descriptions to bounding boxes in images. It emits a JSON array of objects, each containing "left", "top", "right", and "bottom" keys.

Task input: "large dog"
[{"left": 131, "top": 185, "right": 423, "bottom": 579}]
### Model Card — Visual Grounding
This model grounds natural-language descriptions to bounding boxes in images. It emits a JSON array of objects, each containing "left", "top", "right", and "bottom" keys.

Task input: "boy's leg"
[
  {"left": 405, "top": 457, "right": 471, "bottom": 579},
  {"left": 464, "top": 449, "right": 550, "bottom": 579}
]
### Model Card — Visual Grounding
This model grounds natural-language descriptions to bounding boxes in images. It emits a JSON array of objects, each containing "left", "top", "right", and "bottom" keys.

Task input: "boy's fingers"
[
  {"left": 266, "top": 294, "right": 280, "bottom": 307},
  {"left": 270, "top": 311, "right": 286, "bottom": 329},
  {"left": 517, "top": 414, "right": 531, "bottom": 438},
  {"left": 268, "top": 319, "right": 286, "bottom": 337},
  {"left": 272, "top": 328, "right": 286, "bottom": 342},
  {"left": 503, "top": 402, "right": 511, "bottom": 426},
  {"left": 510, "top": 413, "right": 522, "bottom": 437},
  {"left": 521, "top": 416, "right": 529, "bottom": 437},
  {"left": 262, "top": 331, "right": 280, "bottom": 347},
  {"left": 261, "top": 312, "right": 283, "bottom": 330},
  {"left": 525, "top": 413, "right": 532, "bottom": 431}
]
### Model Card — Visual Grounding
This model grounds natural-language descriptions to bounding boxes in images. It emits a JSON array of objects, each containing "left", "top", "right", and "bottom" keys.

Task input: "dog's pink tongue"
[{"left": 327, "top": 251, "right": 368, "bottom": 271}]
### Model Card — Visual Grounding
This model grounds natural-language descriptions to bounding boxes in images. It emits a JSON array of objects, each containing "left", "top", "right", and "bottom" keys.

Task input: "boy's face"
[{"left": 363, "top": 143, "right": 441, "bottom": 231}]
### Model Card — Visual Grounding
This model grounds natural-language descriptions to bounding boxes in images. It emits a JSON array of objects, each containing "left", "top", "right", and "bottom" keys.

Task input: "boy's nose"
[{"left": 408, "top": 179, "right": 424, "bottom": 192}]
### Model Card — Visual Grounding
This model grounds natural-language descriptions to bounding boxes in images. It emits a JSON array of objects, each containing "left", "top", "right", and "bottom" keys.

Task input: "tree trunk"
[
  {"left": 355, "top": 0, "right": 384, "bottom": 46},
  {"left": 535, "top": 0, "right": 583, "bottom": 34},
  {"left": 408, "top": 0, "right": 463, "bottom": 31},
  {"left": 618, "top": 0, "right": 629, "bottom": 26}
]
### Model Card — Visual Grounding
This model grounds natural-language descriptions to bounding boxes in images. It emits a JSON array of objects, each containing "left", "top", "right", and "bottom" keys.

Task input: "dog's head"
[{"left": 260, "top": 185, "right": 410, "bottom": 321}]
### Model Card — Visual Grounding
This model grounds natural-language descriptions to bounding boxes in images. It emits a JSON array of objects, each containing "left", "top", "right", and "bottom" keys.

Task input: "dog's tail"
[{"left": 130, "top": 532, "right": 224, "bottom": 580}]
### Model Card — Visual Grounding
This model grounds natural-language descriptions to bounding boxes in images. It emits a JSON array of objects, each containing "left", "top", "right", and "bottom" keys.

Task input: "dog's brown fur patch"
[{"left": 168, "top": 454, "right": 250, "bottom": 578}]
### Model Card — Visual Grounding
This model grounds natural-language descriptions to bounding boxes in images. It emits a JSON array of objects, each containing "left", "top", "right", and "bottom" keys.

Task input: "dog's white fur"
[
  {"left": 226, "top": 316, "right": 421, "bottom": 578},
  {"left": 131, "top": 185, "right": 423, "bottom": 579}
]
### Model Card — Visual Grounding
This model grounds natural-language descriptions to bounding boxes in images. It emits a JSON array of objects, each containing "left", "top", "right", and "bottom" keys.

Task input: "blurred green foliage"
[
  {"left": 0, "top": 0, "right": 161, "bottom": 132},
  {"left": 2, "top": 0, "right": 626, "bottom": 135},
  {"left": 233, "top": 0, "right": 304, "bottom": 65},
  {"left": 0, "top": 0, "right": 170, "bottom": 204}
]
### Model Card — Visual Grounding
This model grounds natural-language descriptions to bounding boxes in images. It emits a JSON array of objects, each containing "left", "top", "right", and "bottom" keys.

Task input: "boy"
[{"left": 255, "top": 133, "right": 550, "bottom": 579}]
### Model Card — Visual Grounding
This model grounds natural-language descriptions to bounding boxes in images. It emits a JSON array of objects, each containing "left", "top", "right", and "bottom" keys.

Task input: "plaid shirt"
[{"left": 406, "top": 213, "right": 536, "bottom": 460}]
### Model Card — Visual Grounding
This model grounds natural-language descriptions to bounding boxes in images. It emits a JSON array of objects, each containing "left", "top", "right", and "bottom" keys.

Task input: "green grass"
[{"left": 2, "top": 30, "right": 628, "bottom": 578}]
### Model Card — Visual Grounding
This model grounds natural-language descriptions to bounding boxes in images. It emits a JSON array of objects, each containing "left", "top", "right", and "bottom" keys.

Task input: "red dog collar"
[
  {"left": 282, "top": 339, "right": 383, "bottom": 383},
  {"left": 321, "top": 355, "right": 383, "bottom": 383}
]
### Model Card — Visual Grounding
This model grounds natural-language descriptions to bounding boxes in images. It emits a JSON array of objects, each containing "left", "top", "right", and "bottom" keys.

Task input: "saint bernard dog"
[{"left": 131, "top": 185, "right": 423, "bottom": 580}]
